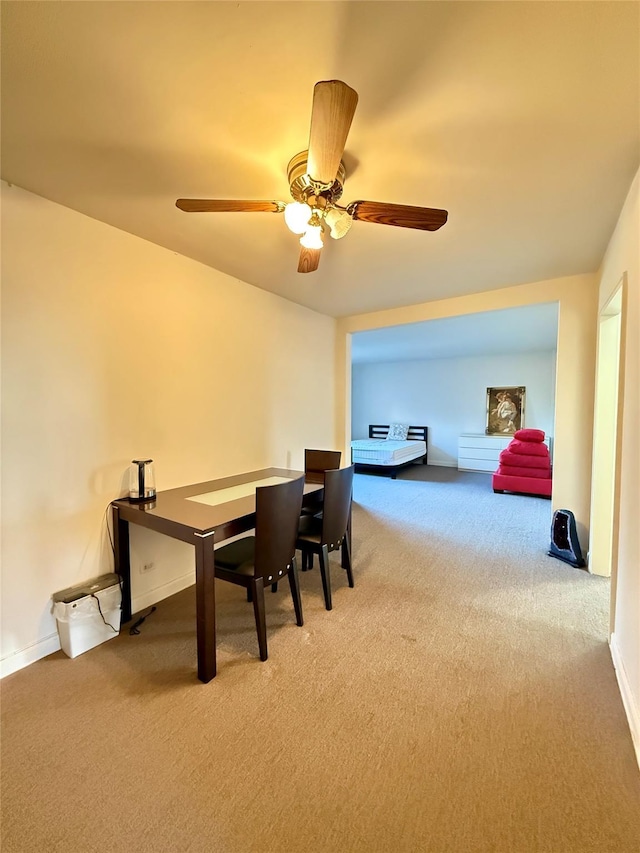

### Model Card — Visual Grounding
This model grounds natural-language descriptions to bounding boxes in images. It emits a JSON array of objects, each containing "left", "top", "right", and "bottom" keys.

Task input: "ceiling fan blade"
[
  {"left": 297, "top": 246, "right": 321, "bottom": 274},
  {"left": 307, "top": 80, "right": 358, "bottom": 187},
  {"left": 350, "top": 201, "right": 448, "bottom": 231},
  {"left": 176, "top": 199, "right": 284, "bottom": 213}
]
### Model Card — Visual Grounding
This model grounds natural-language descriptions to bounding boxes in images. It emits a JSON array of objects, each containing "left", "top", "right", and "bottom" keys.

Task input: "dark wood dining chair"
[
  {"left": 301, "top": 448, "right": 342, "bottom": 524},
  {"left": 304, "top": 448, "right": 342, "bottom": 480},
  {"left": 296, "top": 464, "right": 354, "bottom": 611},
  {"left": 213, "top": 476, "right": 305, "bottom": 661}
]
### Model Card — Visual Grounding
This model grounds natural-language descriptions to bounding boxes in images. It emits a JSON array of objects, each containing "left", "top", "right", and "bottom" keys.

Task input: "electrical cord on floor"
[
  {"left": 90, "top": 593, "right": 119, "bottom": 633},
  {"left": 128, "top": 606, "right": 157, "bottom": 635}
]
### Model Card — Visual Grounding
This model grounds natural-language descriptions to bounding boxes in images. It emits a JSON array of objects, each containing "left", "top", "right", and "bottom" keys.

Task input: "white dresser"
[
  {"left": 458, "top": 434, "right": 511, "bottom": 472},
  {"left": 458, "top": 433, "right": 551, "bottom": 472}
]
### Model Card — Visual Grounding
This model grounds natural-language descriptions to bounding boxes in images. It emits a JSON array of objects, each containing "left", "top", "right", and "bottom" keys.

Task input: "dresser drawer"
[
  {"left": 458, "top": 435, "right": 511, "bottom": 452},
  {"left": 459, "top": 447, "right": 505, "bottom": 462},
  {"left": 458, "top": 458, "right": 500, "bottom": 473}
]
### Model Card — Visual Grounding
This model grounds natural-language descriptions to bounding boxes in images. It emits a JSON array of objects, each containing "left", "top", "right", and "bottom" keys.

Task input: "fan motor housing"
[{"left": 287, "top": 150, "right": 345, "bottom": 205}]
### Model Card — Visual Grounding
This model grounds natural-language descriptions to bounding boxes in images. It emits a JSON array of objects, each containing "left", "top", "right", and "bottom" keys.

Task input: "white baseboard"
[
  {"left": 427, "top": 460, "right": 458, "bottom": 468},
  {"left": 131, "top": 570, "right": 195, "bottom": 615},
  {"left": 610, "top": 632, "right": 640, "bottom": 770},
  {"left": 1, "top": 632, "right": 61, "bottom": 679},
  {"left": 1, "top": 572, "right": 195, "bottom": 680}
]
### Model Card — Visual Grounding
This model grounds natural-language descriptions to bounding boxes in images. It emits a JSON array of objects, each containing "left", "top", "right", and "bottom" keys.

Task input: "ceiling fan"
[{"left": 175, "top": 80, "right": 448, "bottom": 274}]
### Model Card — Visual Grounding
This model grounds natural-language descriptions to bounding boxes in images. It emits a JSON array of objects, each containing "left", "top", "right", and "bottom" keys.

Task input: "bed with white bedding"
[{"left": 350, "top": 424, "right": 428, "bottom": 478}]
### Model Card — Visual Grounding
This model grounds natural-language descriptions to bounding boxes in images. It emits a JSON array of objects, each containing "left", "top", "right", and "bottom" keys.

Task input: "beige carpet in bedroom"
[{"left": 2, "top": 466, "right": 639, "bottom": 853}]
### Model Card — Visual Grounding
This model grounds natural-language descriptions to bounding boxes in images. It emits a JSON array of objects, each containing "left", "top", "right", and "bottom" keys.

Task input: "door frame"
[{"left": 588, "top": 274, "right": 626, "bottom": 635}]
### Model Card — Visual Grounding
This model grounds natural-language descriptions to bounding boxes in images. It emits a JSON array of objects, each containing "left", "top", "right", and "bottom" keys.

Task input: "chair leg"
[
  {"left": 342, "top": 512, "right": 351, "bottom": 569},
  {"left": 287, "top": 558, "right": 304, "bottom": 627},
  {"left": 247, "top": 587, "right": 253, "bottom": 603},
  {"left": 318, "top": 544, "right": 332, "bottom": 611},
  {"left": 251, "top": 578, "right": 268, "bottom": 661},
  {"left": 301, "top": 548, "right": 314, "bottom": 571},
  {"left": 342, "top": 536, "right": 354, "bottom": 588},
  {"left": 271, "top": 582, "right": 278, "bottom": 593}
]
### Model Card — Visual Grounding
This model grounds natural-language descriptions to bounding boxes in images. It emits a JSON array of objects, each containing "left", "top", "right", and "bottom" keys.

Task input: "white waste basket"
[{"left": 53, "top": 573, "right": 122, "bottom": 659}]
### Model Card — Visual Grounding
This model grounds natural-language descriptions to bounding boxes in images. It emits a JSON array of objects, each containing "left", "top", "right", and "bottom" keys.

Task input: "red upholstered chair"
[{"left": 492, "top": 428, "right": 552, "bottom": 498}]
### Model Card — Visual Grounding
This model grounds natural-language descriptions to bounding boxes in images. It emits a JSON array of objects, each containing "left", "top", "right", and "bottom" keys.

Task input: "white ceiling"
[
  {"left": 2, "top": 2, "right": 638, "bottom": 318},
  {"left": 351, "top": 302, "right": 559, "bottom": 363}
]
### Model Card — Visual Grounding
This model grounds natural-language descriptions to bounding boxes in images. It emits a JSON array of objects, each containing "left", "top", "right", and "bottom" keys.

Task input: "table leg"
[
  {"left": 194, "top": 532, "right": 216, "bottom": 682},
  {"left": 112, "top": 505, "right": 132, "bottom": 623}
]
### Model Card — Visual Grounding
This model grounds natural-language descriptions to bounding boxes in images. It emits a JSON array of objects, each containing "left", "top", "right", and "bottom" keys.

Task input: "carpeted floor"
[{"left": 2, "top": 466, "right": 639, "bottom": 852}]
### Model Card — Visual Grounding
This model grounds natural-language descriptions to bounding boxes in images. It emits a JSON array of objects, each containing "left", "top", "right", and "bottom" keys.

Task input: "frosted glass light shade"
[
  {"left": 284, "top": 202, "right": 312, "bottom": 234},
  {"left": 300, "top": 224, "right": 324, "bottom": 249},
  {"left": 325, "top": 207, "right": 353, "bottom": 239}
]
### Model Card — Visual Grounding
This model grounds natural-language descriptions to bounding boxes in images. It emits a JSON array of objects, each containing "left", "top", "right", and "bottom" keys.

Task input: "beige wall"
[
  {"left": 1, "top": 183, "right": 337, "bottom": 673},
  {"left": 337, "top": 272, "right": 599, "bottom": 538},
  {"left": 597, "top": 168, "right": 639, "bottom": 754}
]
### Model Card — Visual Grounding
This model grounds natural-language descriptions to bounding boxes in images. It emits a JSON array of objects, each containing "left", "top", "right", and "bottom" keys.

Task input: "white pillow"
[{"left": 387, "top": 423, "right": 409, "bottom": 441}]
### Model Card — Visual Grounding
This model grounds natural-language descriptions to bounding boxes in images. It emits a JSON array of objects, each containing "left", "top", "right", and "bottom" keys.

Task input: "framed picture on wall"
[{"left": 486, "top": 386, "right": 525, "bottom": 435}]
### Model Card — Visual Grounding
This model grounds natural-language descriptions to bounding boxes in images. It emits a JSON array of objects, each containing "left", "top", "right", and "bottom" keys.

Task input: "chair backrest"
[
  {"left": 304, "top": 448, "right": 342, "bottom": 480},
  {"left": 321, "top": 464, "right": 354, "bottom": 547},
  {"left": 253, "top": 476, "right": 305, "bottom": 581}
]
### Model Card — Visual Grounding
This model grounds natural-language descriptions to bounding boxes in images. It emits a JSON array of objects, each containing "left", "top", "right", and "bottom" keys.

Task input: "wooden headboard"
[{"left": 369, "top": 424, "right": 428, "bottom": 442}]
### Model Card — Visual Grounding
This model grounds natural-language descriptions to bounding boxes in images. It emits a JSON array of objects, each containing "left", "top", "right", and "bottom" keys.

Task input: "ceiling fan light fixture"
[
  {"left": 300, "top": 223, "right": 324, "bottom": 250},
  {"left": 284, "top": 201, "right": 312, "bottom": 234},
  {"left": 325, "top": 207, "right": 353, "bottom": 240},
  {"left": 175, "top": 80, "right": 448, "bottom": 274}
]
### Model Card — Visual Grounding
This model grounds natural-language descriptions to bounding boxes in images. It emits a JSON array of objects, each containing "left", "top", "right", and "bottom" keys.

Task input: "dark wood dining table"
[{"left": 112, "top": 468, "right": 325, "bottom": 682}]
